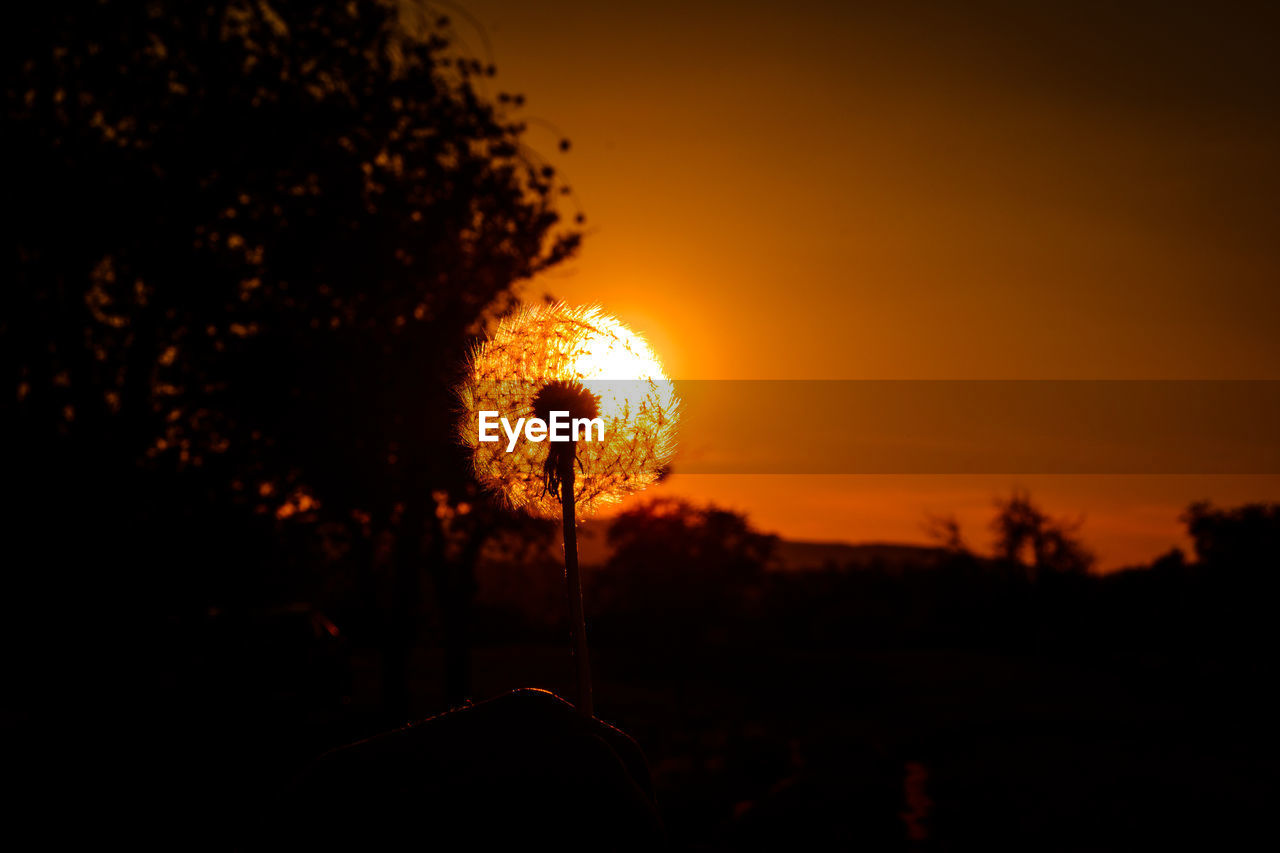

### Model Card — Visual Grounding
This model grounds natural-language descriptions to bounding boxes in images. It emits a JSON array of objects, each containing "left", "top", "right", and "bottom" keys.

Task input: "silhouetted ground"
[
  {"left": 6, "top": 581, "right": 1277, "bottom": 850},
  {"left": 463, "top": 644, "right": 1275, "bottom": 850},
  {"left": 73, "top": 637, "right": 1261, "bottom": 849}
]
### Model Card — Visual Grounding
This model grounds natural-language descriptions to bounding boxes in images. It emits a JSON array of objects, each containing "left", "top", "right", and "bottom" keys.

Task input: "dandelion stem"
[{"left": 560, "top": 452, "right": 593, "bottom": 718}]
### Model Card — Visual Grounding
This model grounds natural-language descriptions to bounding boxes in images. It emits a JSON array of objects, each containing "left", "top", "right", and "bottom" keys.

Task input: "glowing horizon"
[{"left": 460, "top": 0, "right": 1280, "bottom": 568}]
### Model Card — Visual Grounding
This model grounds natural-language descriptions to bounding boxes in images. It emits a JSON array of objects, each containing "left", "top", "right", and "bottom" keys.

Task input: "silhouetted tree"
[
  {"left": 924, "top": 512, "right": 967, "bottom": 553},
  {"left": 1180, "top": 501, "right": 1280, "bottom": 654},
  {"left": 991, "top": 490, "right": 1094, "bottom": 579},
  {"left": 985, "top": 490, "right": 1093, "bottom": 654},
  {"left": 5, "top": 0, "right": 580, "bottom": 715},
  {"left": 1182, "top": 501, "right": 1280, "bottom": 580},
  {"left": 593, "top": 498, "right": 776, "bottom": 654}
]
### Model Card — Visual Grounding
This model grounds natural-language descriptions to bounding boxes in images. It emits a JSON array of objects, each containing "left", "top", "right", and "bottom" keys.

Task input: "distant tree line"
[{"left": 468, "top": 494, "right": 1280, "bottom": 675}]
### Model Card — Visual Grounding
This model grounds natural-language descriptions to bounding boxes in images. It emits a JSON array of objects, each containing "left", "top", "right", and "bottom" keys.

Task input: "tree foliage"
[
  {"left": 990, "top": 489, "right": 1094, "bottom": 577},
  {"left": 593, "top": 498, "right": 777, "bottom": 650},
  {"left": 4, "top": 0, "right": 580, "bottom": 710},
  {"left": 7, "top": 0, "right": 578, "bottom": 538},
  {"left": 1182, "top": 501, "right": 1280, "bottom": 575}
]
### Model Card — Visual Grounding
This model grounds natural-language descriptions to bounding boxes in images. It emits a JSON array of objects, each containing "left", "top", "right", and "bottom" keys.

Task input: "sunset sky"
[{"left": 459, "top": 0, "right": 1280, "bottom": 567}]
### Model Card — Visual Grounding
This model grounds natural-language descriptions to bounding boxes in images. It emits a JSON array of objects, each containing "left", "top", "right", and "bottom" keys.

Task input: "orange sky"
[{"left": 458, "top": 0, "right": 1280, "bottom": 568}]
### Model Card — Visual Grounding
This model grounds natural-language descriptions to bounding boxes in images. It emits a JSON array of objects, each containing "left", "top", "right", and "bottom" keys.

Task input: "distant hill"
[
  {"left": 770, "top": 539, "right": 950, "bottom": 572},
  {"left": 574, "top": 526, "right": 949, "bottom": 572}
]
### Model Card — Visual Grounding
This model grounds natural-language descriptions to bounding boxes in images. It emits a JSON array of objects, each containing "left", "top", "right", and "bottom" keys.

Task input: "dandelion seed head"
[{"left": 456, "top": 303, "right": 679, "bottom": 518}]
